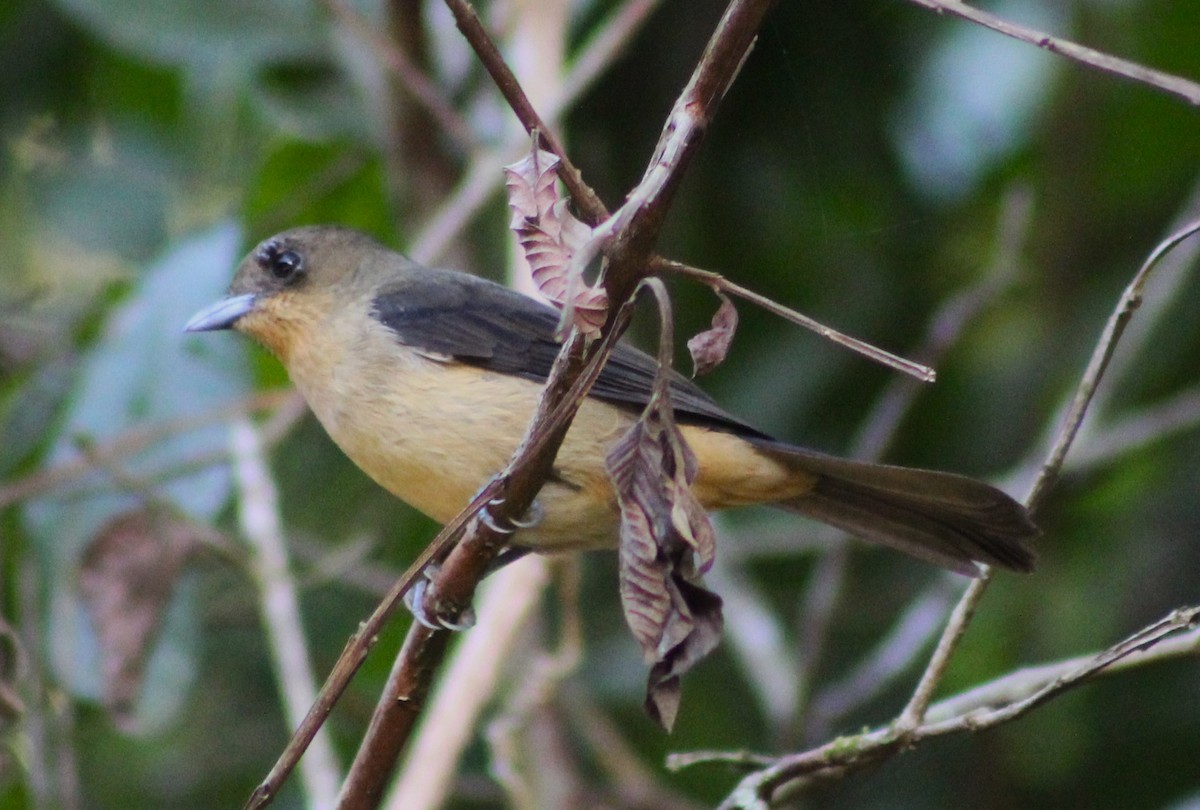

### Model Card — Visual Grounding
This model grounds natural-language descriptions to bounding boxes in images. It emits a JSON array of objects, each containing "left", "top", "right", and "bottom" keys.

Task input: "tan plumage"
[{"left": 186, "top": 225, "right": 1038, "bottom": 575}]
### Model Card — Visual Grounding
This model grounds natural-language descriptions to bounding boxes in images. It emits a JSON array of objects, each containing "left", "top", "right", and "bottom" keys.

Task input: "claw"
[
  {"left": 481, "top": 497, "right": 543, "bottom": 534},
  {"left": 403, "top": 565, "right": 477, "bottom": 631},
  {"left": 480, "top": 502, "right": 517, "bottom": 535},
  {"left": 510, "top": 499, "right": 544, "bottom": 529}
]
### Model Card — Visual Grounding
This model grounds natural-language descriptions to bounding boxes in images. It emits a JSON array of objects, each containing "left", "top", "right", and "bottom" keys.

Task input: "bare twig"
[
  {"left": 906, "top": 0, "right": 1200, "bottom": 106},
  {"left": 892, "top": 571, "right": 990, "bottom": 732},
  {"left": 657, "top": 259, "right": 935, "bottom": 382},
  {"left": 230, "top": 417, "right": 342, "bottom": 808},
  {"left": 677, "top": 604, "right": 1200, "bottom": 808},
  {"left": 377, "top": 10, "right": 576, "bottom": 805},
  {"left": 442, "top": 0, "right": 607, "bottom": 224},
  {"left": 923, "top": 611, "right": 1200, "bottom": 724},
  {"left": 1027, "top": 216, "right": 1200, "bottom": 514}
]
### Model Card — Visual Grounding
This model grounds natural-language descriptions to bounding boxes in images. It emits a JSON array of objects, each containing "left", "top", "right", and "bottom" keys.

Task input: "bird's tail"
[{"left": 760, "top": 444, "right": 1038, "bottom": 576}]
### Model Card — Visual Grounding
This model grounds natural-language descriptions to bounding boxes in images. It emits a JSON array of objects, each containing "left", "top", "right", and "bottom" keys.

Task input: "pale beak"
[{"left": 184, "top": 294, "right": 257, "bottom": 332}]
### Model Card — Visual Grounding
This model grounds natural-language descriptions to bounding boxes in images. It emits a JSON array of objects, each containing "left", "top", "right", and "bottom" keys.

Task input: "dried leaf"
[
  {"left": 687, "top": 291, "right": 738, "bottom": 376},
  {"left": 79, "top": 506, "right": 201, "bottom": 729},
  {"left": 605, "top": 279, "right": 723, "bottom": 730},
  {"left": 504, "top": 147, "right": 607, "bottom": 334},
  {"left": 644, "top": 577, "right": 723, "bottom": 729}
]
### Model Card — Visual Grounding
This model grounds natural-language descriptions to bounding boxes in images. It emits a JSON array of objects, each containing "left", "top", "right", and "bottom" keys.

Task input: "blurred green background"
[{"left": 2, "top": 0, "right": 1199, "bottom": 808}]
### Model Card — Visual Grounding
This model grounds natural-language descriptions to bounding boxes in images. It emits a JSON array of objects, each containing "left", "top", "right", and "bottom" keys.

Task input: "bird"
[{"left": 186, "top": 225, "right": 1037, "bottom": 576}]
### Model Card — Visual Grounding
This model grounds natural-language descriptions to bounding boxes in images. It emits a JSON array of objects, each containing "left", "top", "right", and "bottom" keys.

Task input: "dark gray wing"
[{"left": 370, "top": 266, "right": 768, "bottom": 438}]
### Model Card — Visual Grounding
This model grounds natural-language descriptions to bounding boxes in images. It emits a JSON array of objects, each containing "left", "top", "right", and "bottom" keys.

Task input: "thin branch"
[
  {"left": 230, "top": 417, "right": 342, "bottom": 808},
  {"left": 892, "top": 571, "right": 991, "bottom": 732},
  {"left": 895, "top": 215, "right": 1200, "bottom": 736},
  {"left": 442, "top": 0, "right": 608, "bottom": 224},
  {"left": 657, "top": 259, "right": 934, "bottom": 382},
  {"left": 1027, "top": 216, "right": 1200, "bottom": 514},
  {"left": 675, "top": 604, "right": 1200, "bottom": 808},
  {"left": 906, "top": 0, "right": 1200, "bottom": 106},
  {"left": 923, "top": 612, "right": 1200, "bottom": 725},
  {"left": 805, "top": 580, "right": 958, "bottom": 741}
]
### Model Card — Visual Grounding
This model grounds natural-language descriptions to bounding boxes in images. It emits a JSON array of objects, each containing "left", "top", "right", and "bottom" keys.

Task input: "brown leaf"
[
  {"left": 644, "top": 577, "right": 723, "bottom": 730},
  {"left": 79, "top": 506, "right": 201, "bottom": 729},
  {"left": 504, "top": 147, "right": 607, "bottom": 335},
  {"left": 605, "top": 304, "right": 722, "bottom": 731},
  {"left": 687, "top": 291, "right": 738, "bottom": 376}
]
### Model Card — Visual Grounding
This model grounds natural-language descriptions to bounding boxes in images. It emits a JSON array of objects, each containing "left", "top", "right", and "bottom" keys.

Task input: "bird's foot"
[
  {"left": 404, "top": 564, "right": 477, "bottom": 631},
  {"left": 480, "top": 497, "right": 544, "bottom": 534}
]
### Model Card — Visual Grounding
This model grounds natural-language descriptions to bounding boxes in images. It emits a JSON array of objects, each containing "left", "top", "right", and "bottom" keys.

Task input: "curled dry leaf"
[
  {"left": 605, "top": 279, "right": 723, "bottom": 730},
  {"left": 79, "top": 506, "right": 203, "bottom": 730},
  {"left": 504, "top": 147, "right": 607, "bottom": 335},
  {"left": 687, "top": 290, "right": 738, "bottom": 376}
]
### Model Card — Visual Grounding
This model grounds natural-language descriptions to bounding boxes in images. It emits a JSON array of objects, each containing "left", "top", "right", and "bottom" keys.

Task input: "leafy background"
[{"left": 2, "top": 0, "right": 1200, "bottom": 808}]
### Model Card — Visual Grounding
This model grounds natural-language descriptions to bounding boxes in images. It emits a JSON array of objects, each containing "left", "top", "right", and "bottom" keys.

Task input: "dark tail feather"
[{"left": 766, "top": 446, "right": 1038, "bottom": 576}]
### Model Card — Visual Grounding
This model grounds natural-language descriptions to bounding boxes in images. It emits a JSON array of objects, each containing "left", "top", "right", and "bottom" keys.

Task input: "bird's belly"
[{"left": 299, "top": 359, "right": 631, "bottom": 551}]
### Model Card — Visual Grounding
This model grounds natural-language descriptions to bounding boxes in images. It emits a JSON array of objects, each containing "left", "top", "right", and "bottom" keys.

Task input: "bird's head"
[{"left": 185, "top": 225, "right": 389, "bottom": 360}]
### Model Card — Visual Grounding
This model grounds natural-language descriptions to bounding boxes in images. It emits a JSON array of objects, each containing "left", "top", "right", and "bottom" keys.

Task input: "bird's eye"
[
  {"left": 256, "top": 241, "right": 305, "bottom": 284},
  {"left": 270, "top": 249, "right": 303, "bottom": 281}
]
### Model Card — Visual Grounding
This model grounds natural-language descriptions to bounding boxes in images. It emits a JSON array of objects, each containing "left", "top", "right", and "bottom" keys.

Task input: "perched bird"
[{"left": 186, "top": 225, "right": 1037, "bottom": 575}]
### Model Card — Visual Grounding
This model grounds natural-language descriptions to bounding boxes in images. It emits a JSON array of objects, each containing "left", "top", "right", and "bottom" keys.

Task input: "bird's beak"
[{"left": 184, "top": 293, "right": 257, "bottom": 332}]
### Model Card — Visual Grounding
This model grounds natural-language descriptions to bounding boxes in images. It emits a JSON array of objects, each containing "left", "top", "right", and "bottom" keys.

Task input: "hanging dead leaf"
[
  {"left": 504, "top": 146, "right": 607, "bottom": 335},
  {"left": 79, "top": 506, "right": 203, "bottom": 730},
  {"left": 604, "top": 279, "right": 723, "bottom": 730},
  {"left": 687, "top": 290, "right": 738, "bottom": 376}
]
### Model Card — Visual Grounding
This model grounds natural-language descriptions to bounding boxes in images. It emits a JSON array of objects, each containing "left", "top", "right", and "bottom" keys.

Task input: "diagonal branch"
[
  {"left": 442, "top": 0, "right": 608, "bottom": 224},
  {"left": 905, "top": 0, "right": 1200, "bottom": 106}
]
